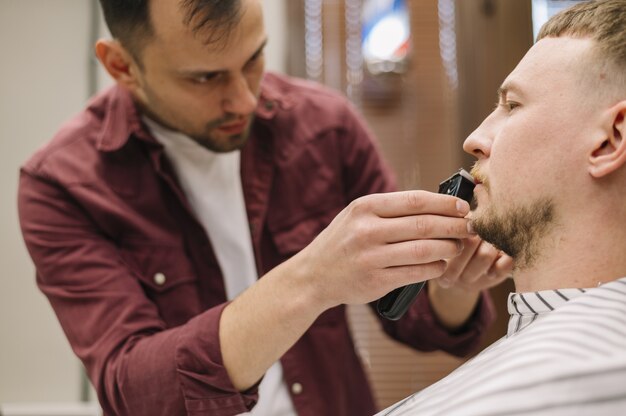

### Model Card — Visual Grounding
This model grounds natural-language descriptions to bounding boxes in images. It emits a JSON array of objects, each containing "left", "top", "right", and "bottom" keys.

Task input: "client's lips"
[
  {"left": 469, "top": 165, "right": 485, "bottom": 185},
  {"left": 469, "top": 168, "right": 486, "bottom": 186}
]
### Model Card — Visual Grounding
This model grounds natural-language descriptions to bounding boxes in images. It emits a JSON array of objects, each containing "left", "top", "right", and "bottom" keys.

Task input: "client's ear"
[{"left": 589, "top": 100, "right": 626, "bottom": 178}]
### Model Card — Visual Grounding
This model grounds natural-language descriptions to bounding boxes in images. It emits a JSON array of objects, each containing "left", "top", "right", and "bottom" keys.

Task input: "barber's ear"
[
  {"left": 94, "top": 39, "right": 142, "bottom": 90},
  {"left": 589, "top": 101, "right": 626, "bottom": 178}
]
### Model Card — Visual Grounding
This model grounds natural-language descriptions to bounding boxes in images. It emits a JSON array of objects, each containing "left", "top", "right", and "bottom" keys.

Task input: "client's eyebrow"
[
  {"left": 497, "top": 87, "right": 508, "bottom": 102},
  {"left": 497, "top": 82, "right": 525, "bottom": 102}
]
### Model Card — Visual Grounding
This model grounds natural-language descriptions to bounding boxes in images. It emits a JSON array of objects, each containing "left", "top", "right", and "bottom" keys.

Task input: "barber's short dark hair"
[{"left": 98, "top": 0, "right": 242, "bottom": 61}]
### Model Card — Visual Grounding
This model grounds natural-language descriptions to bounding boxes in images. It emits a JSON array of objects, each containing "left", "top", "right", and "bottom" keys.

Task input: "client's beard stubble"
[
  {"left": 469, "top": 166, "right": 557, "bottom": 270},
  {"left": 472, "top": 197, "right": 556, "bottom": 270}
]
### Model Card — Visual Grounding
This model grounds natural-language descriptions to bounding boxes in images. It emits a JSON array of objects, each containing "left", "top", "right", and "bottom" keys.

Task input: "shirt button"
[
  {"left": 291, "top": 382, "right": 303, "bottom": 395},
  {"left": 153, "top": 272, "right": 166, "bottom": 286}
]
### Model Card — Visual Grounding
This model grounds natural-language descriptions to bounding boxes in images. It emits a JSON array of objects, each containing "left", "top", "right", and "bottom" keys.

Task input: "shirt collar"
[
  {"left": 95, "top": 85, "right": 152, "bottom": 152},
  {"left": 254, "top": 72, "right": 294, "bottom": 120},
  {"left": 506, "top": 287, "right": 588, "bottom": 337}
]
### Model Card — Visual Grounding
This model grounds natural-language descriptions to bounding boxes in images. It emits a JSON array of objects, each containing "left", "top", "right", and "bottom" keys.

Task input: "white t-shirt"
[
  {"left": 144, "top": 117, "right": 296, "bottom": 416},
  {"left": 377, "top": 277, "right": 626, "bottom": 415}
]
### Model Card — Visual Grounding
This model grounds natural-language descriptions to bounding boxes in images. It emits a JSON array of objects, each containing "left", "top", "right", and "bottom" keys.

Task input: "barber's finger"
[
  {"left": 369, "top": 239, "right": 463, "bottom": 268},
  {"left": 458, "top": 240, "right": 501, "bottom": 283},
  {"left": 378, "top": 261, "right": 448, "bottom": 289},
  {"left": 438, "top": 236, "right": 482, "bottom": 282},
  {"left": 354, "top": 191, "right": 469, "bottom": 219},
  {"left": 376, "top": 215, "right": 473, "bottom": 243},
  {"left": 487, "top": 253, "right": 514, "bottom": 280}
]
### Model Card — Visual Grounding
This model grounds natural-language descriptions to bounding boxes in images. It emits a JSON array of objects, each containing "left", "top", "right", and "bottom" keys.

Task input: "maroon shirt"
[{"left": 18, "top": 73, "right": 495, "bottom": 416}]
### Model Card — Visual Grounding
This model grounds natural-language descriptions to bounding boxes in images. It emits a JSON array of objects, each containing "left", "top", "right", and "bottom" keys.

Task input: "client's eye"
[
  {"left": 506, "top": 101, "right": 520, "bottom": 111},
  {"left": 499, "top": 101, "right": 520, "bottom": 113}
]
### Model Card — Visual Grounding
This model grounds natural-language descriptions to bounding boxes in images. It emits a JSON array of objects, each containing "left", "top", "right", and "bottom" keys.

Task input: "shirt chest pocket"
[
  {"left": 119, "top": 244, "right": 201, "bottom": 326},
  {"left": 268, "top": 204, "right": 344, "bottom": 257},
  {"left": 267, "top": 205, "right": 346, "bottom": 328}
]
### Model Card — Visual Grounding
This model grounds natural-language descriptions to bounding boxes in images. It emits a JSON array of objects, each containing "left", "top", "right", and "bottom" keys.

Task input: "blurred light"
[
  {"left": 438, "top": 0, "right": 458, "bottom": 89},
  {"left": 361, "top": 0, "right": 410, "bottom": 75},
  {"left": 363, "top": 15, "right": 408, "bottom": 61},
  {"left": 305, "top": 0, "right": 324, "bottom": 81},
  {"left": 345, "top": 0, "right": 364, "bottom": 101}
]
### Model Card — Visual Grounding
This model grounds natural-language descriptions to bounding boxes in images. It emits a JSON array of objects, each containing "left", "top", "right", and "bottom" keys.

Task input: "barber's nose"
[{"left": 222, "top": 74, "right": 258, "bottom": 115}]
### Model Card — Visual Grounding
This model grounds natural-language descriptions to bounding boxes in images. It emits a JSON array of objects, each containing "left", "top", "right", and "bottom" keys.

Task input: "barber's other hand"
[
  {"left": 436, "top": 236, "right": 513, "bottom": 291},
  {"left": 290, "top": 191, "right": 474, "bottom": 311},
  {"left": 425, "top": 237, "right": 512, "bottom": 330}
]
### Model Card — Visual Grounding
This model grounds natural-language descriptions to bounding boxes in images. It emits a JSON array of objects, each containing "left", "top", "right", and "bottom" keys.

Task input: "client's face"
[{"left": 463, "top": 37, "right": 600, "bottom": 269}]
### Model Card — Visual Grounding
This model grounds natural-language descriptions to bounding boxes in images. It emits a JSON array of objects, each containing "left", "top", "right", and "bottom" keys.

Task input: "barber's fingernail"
[
  {"left": 438, "top": 278, "right": 451, "bottom": 288},
  {"left": 467, "top": 221, "right": 476, "bottom": 234},
  {"left": 457, "top": 200, "right": 470, "bottom": 213},
  {"left": 457, "top": 240, "right": 464, "bottom": 252}
]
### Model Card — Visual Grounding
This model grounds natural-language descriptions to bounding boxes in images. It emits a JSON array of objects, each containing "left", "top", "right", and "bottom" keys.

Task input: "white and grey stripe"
[
  {"left": 506, "top": 288, "right": 586, "bottom": 336},
  {"left": 376, "top": 277, "right": 626, "bottom": 416}
]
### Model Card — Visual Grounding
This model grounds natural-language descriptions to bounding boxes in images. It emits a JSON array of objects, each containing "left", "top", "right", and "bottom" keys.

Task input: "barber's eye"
[
  {"left": 193, "top": 73, "right": 220, "bottom": 84},
  {"left": 245, "top": 52, "right": 264, "bottom": 70}
]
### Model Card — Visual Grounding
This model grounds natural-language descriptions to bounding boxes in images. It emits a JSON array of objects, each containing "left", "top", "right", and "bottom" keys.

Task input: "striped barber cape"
[{"left": 377, "top": 277, "right": 626, "bottom": 416}]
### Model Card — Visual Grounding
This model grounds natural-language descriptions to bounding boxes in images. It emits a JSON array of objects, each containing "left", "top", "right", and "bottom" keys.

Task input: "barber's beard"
[
  {"left": 190, "top": 117, "right": 252, "bottom": 153},
  {"left": 472, "top": 198, "right": 556, "bottom": 270},
  {"left": 139, "top": 83, "right": 252, "bottom": 153}
]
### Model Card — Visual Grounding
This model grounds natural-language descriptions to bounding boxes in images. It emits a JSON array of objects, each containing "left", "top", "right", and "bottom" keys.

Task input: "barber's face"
[
  {"left": 463, "top": 37, "right": 600, "bottom": 266},
  {"left": 131, "top": 0, "right": 266, "bottom": 152}
]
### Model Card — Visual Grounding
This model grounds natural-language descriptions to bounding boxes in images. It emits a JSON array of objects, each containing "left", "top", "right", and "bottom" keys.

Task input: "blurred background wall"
[
  {"left": 0, "top": 0, "right": 555, "bottom": 412},
  {"left": 1, "top": 0, "right": 94, "bottom": 406}
]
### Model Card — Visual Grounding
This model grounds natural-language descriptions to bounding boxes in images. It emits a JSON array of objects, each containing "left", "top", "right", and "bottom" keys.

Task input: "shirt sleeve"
[
  {"left": 18, "top": 169, "right": 258, "bottom": 416},
  {"left": 377, "top": 284, "right": 496, "bottom": 356},
  {"left": 335, "top": 98, "right": 496, "bottom": 357}
]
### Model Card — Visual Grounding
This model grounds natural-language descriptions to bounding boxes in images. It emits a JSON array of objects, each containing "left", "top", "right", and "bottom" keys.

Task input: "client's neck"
[{"left": 512, "top": 204, "right": 626, "bottom": 293}]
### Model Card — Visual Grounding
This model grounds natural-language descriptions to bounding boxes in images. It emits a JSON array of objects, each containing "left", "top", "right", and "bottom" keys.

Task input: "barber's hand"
[
  {"left": 437, "top": 236, "right": 513, "bottom": 291},
  {"left": 220, "top": 191, "right": 471, "bottom": 390},
  {"left": 291, "top": 190, "right": 473, "bottom": 310},
  {"left": 426, "top": 236, "right": 513, "bottom": 330}
]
